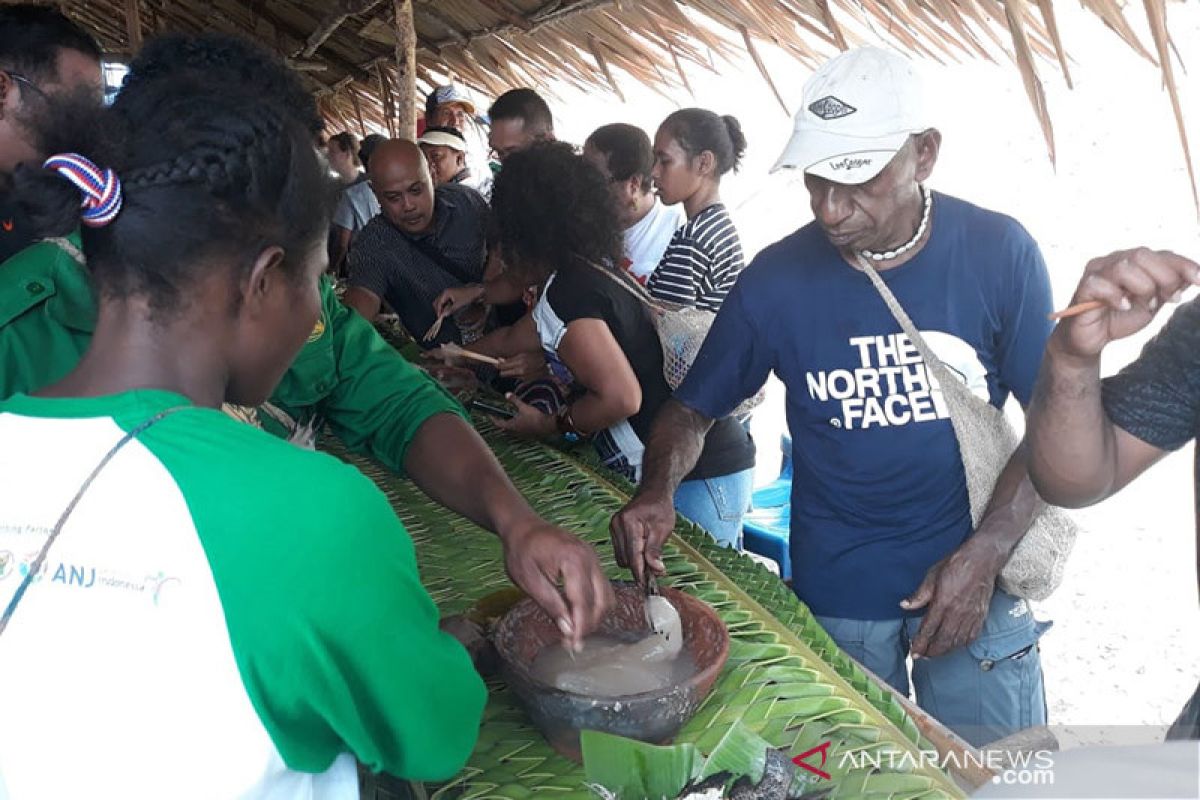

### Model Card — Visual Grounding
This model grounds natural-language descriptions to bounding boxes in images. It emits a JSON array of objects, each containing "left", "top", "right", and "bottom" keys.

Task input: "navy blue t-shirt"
[{"left": 675, "top": 193, "right": 1054, "bottom": 619}]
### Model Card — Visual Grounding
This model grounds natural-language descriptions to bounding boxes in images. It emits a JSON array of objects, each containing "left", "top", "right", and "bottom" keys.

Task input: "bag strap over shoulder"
[
  {"left": 853, "top": 254, "right": 948, "bottom": 381},
  {"left": 578, "top": 258, "right": 677, "bottom": 315},
  {"left": 0, "top": 405, "right": 188, "bottom": 639}
]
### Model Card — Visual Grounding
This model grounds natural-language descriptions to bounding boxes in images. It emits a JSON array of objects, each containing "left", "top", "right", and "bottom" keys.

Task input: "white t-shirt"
[{"left": 622, "top": 199, "right": 684, "bottom": 283}]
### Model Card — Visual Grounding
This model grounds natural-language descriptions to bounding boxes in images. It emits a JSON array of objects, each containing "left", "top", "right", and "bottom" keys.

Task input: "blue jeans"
[
  {"left": 673, "top": 468, "right": 755, "bottom": 550},
  {"left": 816, "top": 590, "right": 1050, "bottom": 747}
]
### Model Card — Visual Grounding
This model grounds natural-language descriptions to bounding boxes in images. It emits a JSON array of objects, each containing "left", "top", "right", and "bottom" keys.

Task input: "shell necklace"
[{"left": 860, "top": 186, "right": 933, "bottom": 262}]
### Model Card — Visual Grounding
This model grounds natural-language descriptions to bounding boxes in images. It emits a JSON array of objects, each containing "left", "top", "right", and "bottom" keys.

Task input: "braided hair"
[{"left": 11, "top": 38, "right": 335, "bottom": 318}]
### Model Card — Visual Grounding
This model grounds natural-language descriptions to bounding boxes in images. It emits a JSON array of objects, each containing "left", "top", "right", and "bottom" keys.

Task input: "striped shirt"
[{"left": 646, "top": 203, "right": 745, "bottom": 312}]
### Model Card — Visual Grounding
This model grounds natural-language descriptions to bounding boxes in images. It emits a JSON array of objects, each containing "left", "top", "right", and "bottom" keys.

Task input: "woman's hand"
[
  {"left": 497, "top": 351, "right": 548, "bottom": 381},
  {"left": 493, "top": 393, "right": 557, "bottom": 438}
]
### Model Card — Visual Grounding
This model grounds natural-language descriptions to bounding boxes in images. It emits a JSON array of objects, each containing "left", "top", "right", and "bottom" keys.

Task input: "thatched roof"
[{"left": 60, "top": 0, "right": 1195, "bottom": 201}]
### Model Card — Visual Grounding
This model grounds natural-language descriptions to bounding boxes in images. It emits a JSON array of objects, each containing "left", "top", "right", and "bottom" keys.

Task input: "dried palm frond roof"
[{"left": 62, "top": 0, "right": 1195, "bottom": 202}]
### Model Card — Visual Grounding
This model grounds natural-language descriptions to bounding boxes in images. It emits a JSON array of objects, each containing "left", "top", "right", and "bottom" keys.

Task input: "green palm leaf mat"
[{"left": 323, "top": 421, "right": 962, "bottom": 799}]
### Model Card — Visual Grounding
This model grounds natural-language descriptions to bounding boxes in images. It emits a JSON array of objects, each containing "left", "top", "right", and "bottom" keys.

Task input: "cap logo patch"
[
  {"left": 829, "top": 156, "right": 873, "bottom": 171},
  {"left": 808, "top": 96, "right": 857, "bottom": 120}
]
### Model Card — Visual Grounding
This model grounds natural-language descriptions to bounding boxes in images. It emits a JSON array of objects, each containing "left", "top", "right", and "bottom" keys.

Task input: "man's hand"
[
  {"left": 500, "top": 521, "right": 614, "bottom": 651},
  {"left": 497, "top": 351, "right": 548, "bottom": 381},
  {"left": 493, "top": 393, "right": 556, "bottom": 437},
  {"left": 902, "top": 538, "right": 1001, "bottom": 659},
  {"left": 432, "top": 284, "right": 485, "bottom": 318},
  {"left": 610, "top": 490, "right": 677, "bottom": 587},
  {"left": 1053, "top": 248, "right": 1200, "bottom": 362}
]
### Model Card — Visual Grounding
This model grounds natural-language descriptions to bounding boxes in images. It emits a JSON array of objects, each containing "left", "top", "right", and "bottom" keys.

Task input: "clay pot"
[{"left": 493, "top": 582, "right": 729, "bottom": 763}]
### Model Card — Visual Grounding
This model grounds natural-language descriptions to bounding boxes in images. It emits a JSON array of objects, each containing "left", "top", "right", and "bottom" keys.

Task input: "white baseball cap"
[
  {"left": 418, "top": 127, "right": 468, "bottom": 152},
  {"left": 772, "top": 47, "right": 931, "bottom": 184}
]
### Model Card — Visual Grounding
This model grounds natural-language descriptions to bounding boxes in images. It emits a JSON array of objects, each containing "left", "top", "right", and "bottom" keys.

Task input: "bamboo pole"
[
  {"left": 124, "top": 0, "right": 144, "bottom": 52},
  {"left": 392, "top": 0, "right": 417, "bottom": 138}
]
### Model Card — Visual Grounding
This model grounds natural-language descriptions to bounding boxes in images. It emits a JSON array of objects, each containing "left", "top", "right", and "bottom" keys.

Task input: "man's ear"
[
  {"left": 0, "top": 71, "right": 19, "bottom": 118},
  {"left": 242, "top": 245, "right": 288, "bottom": 316},
  {"left": 623, "top": 175, "right": 643, "bottom": 204},
  {"left": 913, "top": 129, "right": 942, "bottom": 184}
]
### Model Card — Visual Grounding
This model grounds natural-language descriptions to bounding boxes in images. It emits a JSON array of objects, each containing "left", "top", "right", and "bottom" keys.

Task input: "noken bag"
[{"left": 856, "top": 255, "right": 1077, "bottom": 601}]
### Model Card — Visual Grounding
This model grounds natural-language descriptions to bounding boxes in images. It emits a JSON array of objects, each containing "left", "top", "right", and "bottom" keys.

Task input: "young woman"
[
  {"left": 0, "top": 52, "right": 484, "bottom": 797},
  {"left": 647, "top": 108, "right": 748, "bottom": 312},
  {"left": 469, "top": 141, "right": 756, "bottom": 549},
  {"left": 583, "top": 123, "right": 684, "bottom": 283}
]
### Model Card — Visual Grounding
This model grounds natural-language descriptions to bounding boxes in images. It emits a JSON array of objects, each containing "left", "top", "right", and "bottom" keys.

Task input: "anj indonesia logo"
[{"left": 9, "top": 556, "right": 180, "bottom": 606}]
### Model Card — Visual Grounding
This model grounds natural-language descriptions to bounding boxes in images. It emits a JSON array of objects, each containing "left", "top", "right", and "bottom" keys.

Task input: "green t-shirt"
[
  {"left": 0, "top": 389, "right": 486, "bottom": 795},
  {"left": 0, "top": 236, "right": 466, "bottom": 472}
]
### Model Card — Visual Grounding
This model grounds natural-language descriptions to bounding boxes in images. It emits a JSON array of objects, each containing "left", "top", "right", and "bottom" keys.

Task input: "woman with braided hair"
[
  {"left": 0, "top": 47, "right": 485, "bottom": 799},
  {"left": 0, "top": 30, "right": 611, "bottom": 674}
]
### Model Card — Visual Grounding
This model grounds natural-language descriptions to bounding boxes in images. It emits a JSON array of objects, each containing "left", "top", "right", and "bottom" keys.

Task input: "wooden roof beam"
[
  {"left": 249, "top": 5, "right": 373, "bottom": 82},
  {"left": 419, "top": 0, "right": 617, "bottom": 54},
  {"left": 476, "top": 0, "right": 533, "bottom": 31},
  {"left": 301, "top": 0, "right": 386, "bottom": 57},
  {"left": 415, "top": 5, "right": 469, "bottom": 45}
]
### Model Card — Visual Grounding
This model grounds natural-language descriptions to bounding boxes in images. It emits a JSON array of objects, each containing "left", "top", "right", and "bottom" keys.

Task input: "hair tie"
[{"left": 42, "top": 153, "right": 123, "bottom": 228}]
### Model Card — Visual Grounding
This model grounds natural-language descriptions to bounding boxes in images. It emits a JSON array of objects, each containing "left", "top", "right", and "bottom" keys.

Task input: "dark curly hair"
[
  {"left": 489, "top": 140, "right": 623, "bottom": 286},
  {"left": 11, "top": 35, "right": 335, "bottom": 318}
]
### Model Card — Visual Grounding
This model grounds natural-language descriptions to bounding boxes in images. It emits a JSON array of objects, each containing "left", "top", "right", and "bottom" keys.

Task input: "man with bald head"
[{"left": 344, "top": 138, "right": 489, "bottom": 345}]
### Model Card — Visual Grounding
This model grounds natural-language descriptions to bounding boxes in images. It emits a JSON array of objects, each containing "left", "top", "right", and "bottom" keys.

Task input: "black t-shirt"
[
  {"left": 1102, "top": 297, "right": 1200, "bottom": 595},
  {"left": 1103, "top": 298, "right": 1200, "bottom": 451},
  {"left": 532, "top": 262, "right": 754, "bottom": 482},
  {"left": 0, "top": 195, "right": 34, "bottom": 266}
]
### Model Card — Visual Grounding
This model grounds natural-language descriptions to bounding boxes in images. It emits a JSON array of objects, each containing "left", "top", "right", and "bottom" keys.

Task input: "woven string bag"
[
  {"left": 856, "top": 255, "right": 1077, "bottom": 600},
  {"left": 584, "top": 261, "right": 765, "bottom": 417}
]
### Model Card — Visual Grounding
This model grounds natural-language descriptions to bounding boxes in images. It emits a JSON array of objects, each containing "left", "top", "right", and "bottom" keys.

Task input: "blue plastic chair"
[{"left": 742, "top": 434, "right": 792, "bottom": 580}]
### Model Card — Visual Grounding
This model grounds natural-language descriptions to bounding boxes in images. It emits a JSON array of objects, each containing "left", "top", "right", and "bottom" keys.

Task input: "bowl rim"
[{"left": 494, "top": 582, "right": 731, "bottom": 702}]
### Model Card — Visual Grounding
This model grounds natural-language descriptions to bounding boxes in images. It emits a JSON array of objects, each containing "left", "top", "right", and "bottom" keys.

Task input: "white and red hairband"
[{"left": 42, "top": 153, "right": 123, "bottom": 228}]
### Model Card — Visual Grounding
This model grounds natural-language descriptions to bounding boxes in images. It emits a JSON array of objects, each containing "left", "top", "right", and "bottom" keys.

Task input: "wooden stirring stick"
[
  {"left": 437, "top": 342, "right": 502, "bottom": 366},
  {"left": 1047, "top": 300, "right": 1106, "bottom": 321}
]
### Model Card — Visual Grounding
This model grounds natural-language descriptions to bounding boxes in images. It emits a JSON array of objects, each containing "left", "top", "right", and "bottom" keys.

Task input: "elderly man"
[
  {"left": 344, "top": 139, "right": 488, "bottom": 346},
  {"left": 611, "top": 47, "right": 1056, "bottom": 746},
  {"left": 0, "top": 4, "right": 102, "bottom": 262},
  {"left": 426, "top": 83, "right": 475, "bottom": 132},
  {"left": 0, "top": 24, "right": 610, "bottom": 652},
  {"left": 1025, "top": 248, "right": 1200, "bottom": 739},
  {"left": 487, "top": 88, "right": 554, "bottom": 163}
]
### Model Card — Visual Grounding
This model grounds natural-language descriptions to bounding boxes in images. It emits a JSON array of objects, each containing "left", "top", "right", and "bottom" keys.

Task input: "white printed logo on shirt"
[{"left": 806, "top": 331, "right": 988, "bottom": 430}]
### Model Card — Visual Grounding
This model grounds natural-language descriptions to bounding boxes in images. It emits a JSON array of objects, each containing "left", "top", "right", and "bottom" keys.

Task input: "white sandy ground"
[{"left": 509, "top": 1, "right": 1200, "bottom": 742}]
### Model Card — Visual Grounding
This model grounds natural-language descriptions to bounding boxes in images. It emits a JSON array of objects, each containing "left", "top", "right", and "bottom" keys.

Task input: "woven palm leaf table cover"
[{"left": 324, "top": 419, "right": 962, "bottom": 799}]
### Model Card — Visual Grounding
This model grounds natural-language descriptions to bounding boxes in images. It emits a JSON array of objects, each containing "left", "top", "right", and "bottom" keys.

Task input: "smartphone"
[{"left": 470, "top": 397, "right": 518, "bottom": 420}]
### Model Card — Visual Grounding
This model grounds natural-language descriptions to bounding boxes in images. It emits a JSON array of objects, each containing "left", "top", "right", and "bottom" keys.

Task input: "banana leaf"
[
  {"left": 327, "top": 416, "right": 964, "bottom": 800},
  {"left": 581, "top": 730, "right": 702, "bottom": 799}
]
